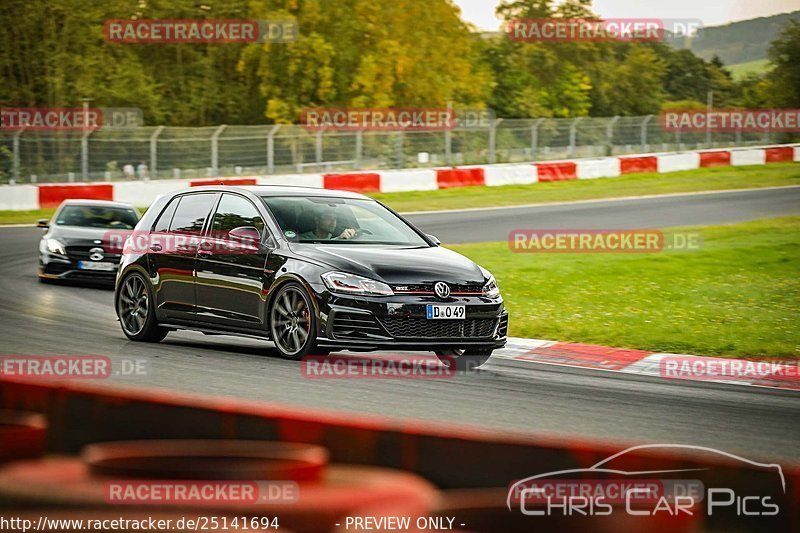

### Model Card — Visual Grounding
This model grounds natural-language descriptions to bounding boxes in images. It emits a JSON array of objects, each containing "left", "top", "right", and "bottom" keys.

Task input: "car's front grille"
[
  {"left": 379, "top": 317, "right": 497, "bottom": 338},
  {"left": 65, "top": 246, "right": 122, "bottom": 262},
  {"left": 330, "top": 312, "right": 388, "bottom": 340},
  {"left": 391, "top": 282, "right": 484, "bottom": 295}
]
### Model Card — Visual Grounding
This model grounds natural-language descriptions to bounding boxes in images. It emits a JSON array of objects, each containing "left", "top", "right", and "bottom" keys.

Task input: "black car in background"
[
  {"left": 114, "top": 186, "right": 507, "bottom": 369},
  {"left": 38, "top": 200, "right": 141, "bottom": 283}
]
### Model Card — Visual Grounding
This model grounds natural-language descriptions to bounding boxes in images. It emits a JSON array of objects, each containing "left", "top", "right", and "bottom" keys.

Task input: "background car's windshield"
[
  {"left": 55, "top": 205, "right": 139, "bottom": 229},
  {"left": 262, "top": 196, "right": 428, "bottom": 246}
]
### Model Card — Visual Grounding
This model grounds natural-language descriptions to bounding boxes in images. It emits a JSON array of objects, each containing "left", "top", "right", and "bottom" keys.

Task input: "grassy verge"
[
  {"left": 448, "top": 216, "right": 800, "bottom": 358},
  {"left": 0, "top": 208, "right": 58, "bottom": 226},
  {"left": 370, "top": 163, "right": 800, "bottom": 212}
]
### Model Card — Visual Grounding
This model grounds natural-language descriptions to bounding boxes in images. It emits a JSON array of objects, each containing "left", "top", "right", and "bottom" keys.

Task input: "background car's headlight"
[
  {"left": 43, "top": 238, "right": 67, "bottom": 256},
  {"left": 322, "top": 272, "right": 393, "bottom": 296},
  {"left": 480, "top": 268, "right": 500, "bottom": 298}
]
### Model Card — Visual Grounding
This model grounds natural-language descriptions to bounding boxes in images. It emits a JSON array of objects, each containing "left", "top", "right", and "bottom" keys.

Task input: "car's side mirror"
[
  {"left": 228, "top": 226, "right": 261, "bottom": 246},
  {"left": 37, "top": 219, "right": 49, "bottom": 229},
  {"left": 425, "top": 233, "right": 441, "bottom": 246}
]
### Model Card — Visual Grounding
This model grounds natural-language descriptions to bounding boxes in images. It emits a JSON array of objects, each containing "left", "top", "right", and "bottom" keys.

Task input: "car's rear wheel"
[
  {"left": 435, "top": 348, "right": 493, "bottom": 371},
  {"left": 269, "top": 282, "right": 320, "bottom": 360},
  {"left": 116, "top": 272, "right": 168, "bottom": 342}
]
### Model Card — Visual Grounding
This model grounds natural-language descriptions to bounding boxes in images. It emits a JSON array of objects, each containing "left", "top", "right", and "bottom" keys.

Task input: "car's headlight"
[
  {"left": 480, "top": 268, "right": 500, "bottom": 298},
  {"left": 43, "top": 238, "right": 67, "bottom": 256},
  {"left": 321, "top": 271, "right": 393, "bottom": 296}
]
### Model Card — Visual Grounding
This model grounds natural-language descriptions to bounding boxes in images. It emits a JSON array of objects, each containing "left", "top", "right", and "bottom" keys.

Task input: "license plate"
[
  {"left": 426, "top": 304, "right": 465, "bottom": 320},
  {"left": 77, "top": 261, "right": 116, "bottom": 271}
]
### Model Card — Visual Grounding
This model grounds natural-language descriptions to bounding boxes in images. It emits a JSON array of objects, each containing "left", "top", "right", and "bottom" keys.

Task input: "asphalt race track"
[
  {"left": 409, "top": 185, "right": 800, "bottom": 243},
  {"left": 0, "top": 187, "right": 798, "bottom": 464}
]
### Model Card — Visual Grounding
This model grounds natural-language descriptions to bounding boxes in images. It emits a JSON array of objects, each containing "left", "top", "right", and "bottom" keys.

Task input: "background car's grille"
[
  {"left": 65, "top": 246, "right": 122, "bottom": 262},
  {"left": 379, "top": 317, "right": 497, "bottom": 338},
  {"left": 330, "top": 312, "right": 388, "bottom": 340}
]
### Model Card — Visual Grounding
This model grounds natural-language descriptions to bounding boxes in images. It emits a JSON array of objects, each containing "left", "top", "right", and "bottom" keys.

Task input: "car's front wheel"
[
  {"left": 435, "top": 348, "right": 493, "bottom": 371},
  {"left": 269, "top": 282, "right": 321, "bottom": 360},
  {"left": 116, "top": 272, "right": 168, "bottom": 342}
]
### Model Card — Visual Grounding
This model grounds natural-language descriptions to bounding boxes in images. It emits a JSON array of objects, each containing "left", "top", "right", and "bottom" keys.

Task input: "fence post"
[
  {"left": 211, "top": 125, "right": 227, "bottom": 177},
  {"left": 149, "top": 126, "right": 164, "bottom": 180},
  {"left": 568, "top": 117, "right": 582, "bottom": 158},
  {"left": 396, "top": 131, "right": 405, "bottom": 168},
  {"left": 355, "top": 130, "right": 363, "bottom": 170},
  {"left": 12, "top": 128, "right": 25, "bottom": 183},
  {"left": 266, "top": 125, "right": 281, "bottom": 174},
  {"left": 81, "top": 130, "right": 92, "bottom": 181},
  {"left": 315, "top": 130, "right": 323, "bottom": 170},
  {"left": 489, "top": 118, "right": 502, "bottom": 164},
  {"left": 531, "top": 118, "right": 544, "bottom": 159},
  {"left": 444, "top": 129, "right": 452, "bottom": 165},
  {"left": 640, "top": 115, "right": 653, "bottom": 151},
  {"left": 606, "top": 116, "right": 619, "bottom": 154}
]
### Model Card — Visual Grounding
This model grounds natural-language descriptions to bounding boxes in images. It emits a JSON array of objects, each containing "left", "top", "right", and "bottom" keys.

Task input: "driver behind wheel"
[{"left": 300, "top": 206, "right": 357, "bottom": 240}]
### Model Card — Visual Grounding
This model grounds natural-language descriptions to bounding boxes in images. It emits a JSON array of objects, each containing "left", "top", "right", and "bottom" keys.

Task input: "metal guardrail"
[{"left": 0, "top": 116, "right": 790, "bottom": 184}]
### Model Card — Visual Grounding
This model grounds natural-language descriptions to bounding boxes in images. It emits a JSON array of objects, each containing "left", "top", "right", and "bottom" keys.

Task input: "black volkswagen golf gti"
[{"left": 115, "top": 186, "right": 507, "bottom": 369}]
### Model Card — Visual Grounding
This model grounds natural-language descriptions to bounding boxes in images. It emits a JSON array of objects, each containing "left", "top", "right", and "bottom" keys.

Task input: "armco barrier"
[
  {"left": 765, "top": 146, "right": 795, "bottom": 163},
  {"left": 731, "top": 148, "right": 766, "bottom": 166},
  {"left": 576, "top": 157, "right": 620, "bottom": 180},
  {"left": 38, "top": 184, "right": 113, "bottom": 208},
  {"left": 436, "top": 167, "right": 485, "bottom": 188},
  {"left": 1, "top": 144, "right": 798, "bottom": 211},
  {"left": 0, "top": 377, "right": 798, "bottom": 531},
  {"left": 535, "top": 161, "right": 576, "bottom": 181},
  {"left": 620, "top": 155, "right": 658, "bottom": 175},
  {"left": 189, "top": 177, "right": 258, "bottom": 187},
  {"left": 323, "top": 172, "right": 380, "bottom": 193},
  {"left": 482, "top": 164, "right": 537, "bottom": 186},
  {"left": 699, "top": 150, "right": 731, "bottom": 167}
]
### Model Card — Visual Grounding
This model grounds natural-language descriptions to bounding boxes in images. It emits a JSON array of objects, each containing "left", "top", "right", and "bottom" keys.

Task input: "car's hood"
[
  {"left": 47, "top": 225, "right": 133, "bottom": 250},
  {"left": 290, "top": 244, "right": 485, "bottom": 284}
]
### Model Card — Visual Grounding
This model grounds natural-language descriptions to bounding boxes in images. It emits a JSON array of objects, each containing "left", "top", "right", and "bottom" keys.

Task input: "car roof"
[
  {"left": 182, "top": 185, "right": 371, "bottom": 200},
  {"left": 60, "top": 199, "right": 137, "bottom": 208}
]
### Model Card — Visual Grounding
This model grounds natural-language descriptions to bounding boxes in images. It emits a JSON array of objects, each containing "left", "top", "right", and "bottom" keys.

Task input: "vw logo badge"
[
  {"left": 89, "top": 247, "right": 105, "bottom": 261},
  {"left": 434, "top": 281, "right": 450, "bottom": 299}
]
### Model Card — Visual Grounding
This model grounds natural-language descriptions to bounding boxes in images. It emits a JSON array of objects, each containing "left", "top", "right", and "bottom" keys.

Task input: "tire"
[
  {"left": 435, "top": 348, "right": 493, "bottom": 372},
  {"left": 269, "top": 282, "right": 320, "bottom": 360},
  {"left": 116, "top": 272, "right": 169, "bottom": 342}
]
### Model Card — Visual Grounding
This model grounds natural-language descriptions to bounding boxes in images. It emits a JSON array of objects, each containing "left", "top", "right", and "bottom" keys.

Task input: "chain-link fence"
[{"left": 0, "top": 116, "right": 793, "bottom": 184}]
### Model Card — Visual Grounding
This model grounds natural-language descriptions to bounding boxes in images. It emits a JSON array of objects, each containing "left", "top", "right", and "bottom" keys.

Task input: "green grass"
[
  {"left": 448, "top": 217, "right": 800, "bottom": 358},
  {"left": 726, "top": 58, "right": 772, "bottom": 80},
  {"left": 1, "top": 164, "right": 798, "bottom": 224},
  {"left": 369, "top": 163, "right": 800, "bottom": 213}
]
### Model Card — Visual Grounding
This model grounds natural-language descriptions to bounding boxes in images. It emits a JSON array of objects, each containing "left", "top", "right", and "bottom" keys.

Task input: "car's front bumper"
[
  {"left": 39, "top": 253, "right": 119, "bottom": 282},
  {"left": 311, "top": 285, "right": 508, "bottom": 351}
]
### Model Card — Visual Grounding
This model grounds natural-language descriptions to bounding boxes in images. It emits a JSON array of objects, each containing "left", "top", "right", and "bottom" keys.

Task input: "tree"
[{"left": 767, "top": 20, "right": 800, "bottom": 107}]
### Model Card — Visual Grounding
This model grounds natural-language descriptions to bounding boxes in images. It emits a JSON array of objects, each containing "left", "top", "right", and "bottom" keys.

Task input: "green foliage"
[{"left": 767, "top": 21, "right": 800, "bottom": 107}]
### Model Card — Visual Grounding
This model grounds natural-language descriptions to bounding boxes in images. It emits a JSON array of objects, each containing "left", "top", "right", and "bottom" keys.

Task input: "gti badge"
[
  {"left": 89, "top": 247, "right": 105, "bottom": 261},
  {"left": 434, "top": 281, "right": 450, "bottom": 299}
]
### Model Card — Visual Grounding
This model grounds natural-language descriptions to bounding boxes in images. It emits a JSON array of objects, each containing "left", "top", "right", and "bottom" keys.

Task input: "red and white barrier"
[{"left": 1, "top": 144, "right": 797, "bottom": 210}]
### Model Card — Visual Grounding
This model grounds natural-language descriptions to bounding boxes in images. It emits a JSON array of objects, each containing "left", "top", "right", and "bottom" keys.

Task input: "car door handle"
[{"left": 150, "top": 244, "right": 162, "bottom": 252}]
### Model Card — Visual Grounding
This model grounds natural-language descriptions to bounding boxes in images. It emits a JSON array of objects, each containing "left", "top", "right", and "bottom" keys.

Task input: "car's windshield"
[
  {"left": 55, "top": 205, "right": 139, "bottom": 229},
  {"left": 261, "top": 196, "right": 428, "bottom": 246}
]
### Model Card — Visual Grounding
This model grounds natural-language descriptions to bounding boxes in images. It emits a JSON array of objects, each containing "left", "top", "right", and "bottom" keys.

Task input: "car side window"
[
  {"left": 212, "top": 194, "right": 265, "bottom": 236},
  {"left": 169, "top": 194, "right": 217, "bottom": 235},
  {"left": 152, "top": 198, "right": 179, "bottom": 233}
]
